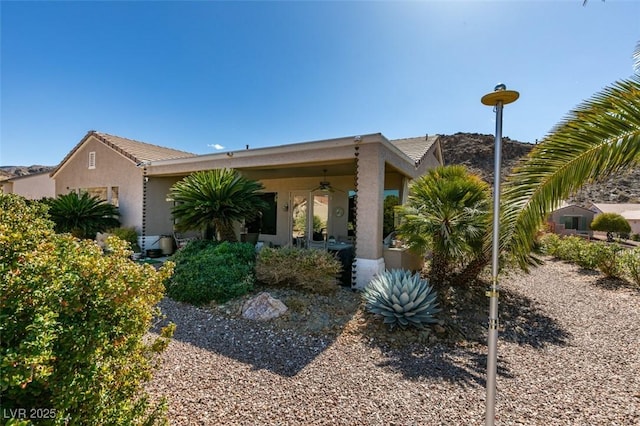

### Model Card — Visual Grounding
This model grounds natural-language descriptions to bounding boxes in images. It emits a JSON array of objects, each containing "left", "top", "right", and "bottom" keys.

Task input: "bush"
[
  {"left": 591, "top": 243, "right": 624, "bottom": 278},
  {"left": 167, "top": 240, "right": 256, "bottom": 304},
  {"left": 256, "top": 247, "right": 342, "bottom": 294},
  {"left": 107, "top": 226, "right": 141, "bottom": 252},
  {"left": 620, "top": 247, "right": 640, "bottom": 286},
  {"left": 0, "top": 194, "right": 174, "bottom": 424}
]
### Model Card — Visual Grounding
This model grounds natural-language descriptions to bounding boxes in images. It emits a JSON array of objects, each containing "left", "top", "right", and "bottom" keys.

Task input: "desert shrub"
[
  {"left": 593, "top": 243, "right": 624, "bottom": 278},
  {"left": 0, "top": 194, "right": 174, "bottom": 425},
  {"left": 362, "top": 269, "right": 441, "bottom": 330},
  {"left": 107, "top": 226, "right": 141, "bottom": 252},
  {"left": 255, "top": 247, "right": 342, "bottom": 294},
  {"left": 538, "top": 233, "right": 562, "bottom": 256},
  {"left": 620, "top": 247, "right": 640, "bottom": 286},
  {"left": 167, "top": 240, "right": 256, "bottom": 304}
]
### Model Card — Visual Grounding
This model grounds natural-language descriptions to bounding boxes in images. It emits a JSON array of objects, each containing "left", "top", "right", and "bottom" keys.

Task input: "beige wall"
[
  {"left": 53, "top": 136, "right": 144, "bottom": 230},
  {"left": 1, "top": 174, "right": 55, "bottom": 199}
]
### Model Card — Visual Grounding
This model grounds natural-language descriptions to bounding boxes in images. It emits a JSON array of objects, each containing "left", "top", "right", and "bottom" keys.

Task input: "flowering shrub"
[{"left": 0, "top": 194, "right": 174, "bottom": 424}]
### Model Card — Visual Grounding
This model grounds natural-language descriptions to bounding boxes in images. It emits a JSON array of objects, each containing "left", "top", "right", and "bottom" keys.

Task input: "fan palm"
[
  {"left": 499, "top": 74, "right": 640, "bottom": 269},
  {"left": 395, "top": 165, "right": 491, "bottom": 286},
  {"left": 170, "top": 169, "right": 268, "bottom": 242},
  {"left": 47, "top": 192, "right": 120, "bottom": 239}
]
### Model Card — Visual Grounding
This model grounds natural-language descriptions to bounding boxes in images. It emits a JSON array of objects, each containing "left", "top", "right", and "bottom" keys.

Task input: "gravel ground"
[{"left": 146, "top": 259, "right": 640, "bottom": 425}]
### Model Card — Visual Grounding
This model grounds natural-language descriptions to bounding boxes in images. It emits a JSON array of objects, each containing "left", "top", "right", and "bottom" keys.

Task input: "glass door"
[
  {"left": 290, "top": 191, "right": 331, "bottom": 247},
  {"left": 291, "top": 192, "right": 308, "bottom": 247}
]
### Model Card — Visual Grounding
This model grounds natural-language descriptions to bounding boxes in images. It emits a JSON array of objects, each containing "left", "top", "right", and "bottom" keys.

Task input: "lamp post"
[{"left": 481, "top": 83, "right": 519, "bottom": 426}]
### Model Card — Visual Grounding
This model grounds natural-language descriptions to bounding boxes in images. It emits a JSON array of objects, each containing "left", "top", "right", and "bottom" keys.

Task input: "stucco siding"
[
  {"left": 1, "top": 173, "right": 55, "bottom": 199},
  {"left": 54, "top": 136, "right": 143, "bottom": 230}
]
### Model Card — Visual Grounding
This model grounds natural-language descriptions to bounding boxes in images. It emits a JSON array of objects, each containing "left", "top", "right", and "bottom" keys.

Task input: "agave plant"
[{"left": 363, "top": 269, "right": 441, "bottom": 330}]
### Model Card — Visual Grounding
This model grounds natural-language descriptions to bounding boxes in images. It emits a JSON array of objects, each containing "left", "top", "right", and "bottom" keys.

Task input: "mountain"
[
  {"left": 0, "top": 165, "right": 54, "bottom": 180},
  {"left": 439, "top": 132, "right": 534, "bottom": 183},
  {"left": 439, "top": 132, "right": 640, "bottom": 205}
]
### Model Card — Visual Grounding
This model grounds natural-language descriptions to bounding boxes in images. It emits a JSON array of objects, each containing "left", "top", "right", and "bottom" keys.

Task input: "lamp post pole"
[{"left": 481, "top": 83, "right": 519, "bottom": 426}]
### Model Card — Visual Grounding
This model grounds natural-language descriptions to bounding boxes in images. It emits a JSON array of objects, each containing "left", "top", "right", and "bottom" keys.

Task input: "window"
[
  {"left": 88, "top": 152, "right": 96, "bottom": 169},
  {"left": 246, "top": 192, "right": 277, "bottom": 235}
]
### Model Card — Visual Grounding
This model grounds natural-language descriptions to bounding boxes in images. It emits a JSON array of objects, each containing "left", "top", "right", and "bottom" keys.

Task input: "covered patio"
[{"left": 142, "top": 133, "right": 442, "bottom": 288}]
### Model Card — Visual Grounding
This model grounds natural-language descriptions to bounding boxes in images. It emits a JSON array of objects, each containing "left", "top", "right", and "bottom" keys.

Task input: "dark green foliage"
[
  {"left": 363, "top": 269, "right": 441, "bottom": 330},
  {"left": 46, "top": 191, "right": 120, "bottom": 238},
  {"left": 255, "top": 247, "right": 342, "bottom": 294},
  {"left": 539, "top": 233, "right": 625, "bottom": 278},
  {"left": 395, "top": 165, "right": 490, "bottom": 286},
  {"left": 383, "top": 195, "right": 399, "bottom": 237},
  {"left": 170, "top": 169, "right": 268, "bottom": 242},
  {"left": 167, "top": 241, "right": 256, "bottom": 304},
  {"left": 590, "top": 213, "right": 632, "bottom": 241},
  {"left": 0, "top": 194, "right": 173, "bottom": 424}
]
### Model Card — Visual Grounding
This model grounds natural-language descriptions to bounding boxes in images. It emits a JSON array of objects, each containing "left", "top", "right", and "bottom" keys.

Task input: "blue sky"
[{"left": 1, "top": 1, "right": 639, "bottom": 166}]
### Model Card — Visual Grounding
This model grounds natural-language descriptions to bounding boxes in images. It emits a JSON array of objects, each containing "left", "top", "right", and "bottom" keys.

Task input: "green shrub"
[
  {"left": 107, "top": 226, "right": 141, "bottom": 252},
  {"left": 620, "top": 247, "right": 640, "bottom": 286},
  {"left": 167, "top": 240, "right": 256, "bottom": 304},
  {"left": 539, "top": 233, "right": 562, "bottom": 256},
  {"left": 362, "top": 269, "right": 441, "bottom": 330},
  {"left": 593, "top": 243, "right": 624, "bottom": 278},
  {"left": 255, "top": 247, "right": 342, "bottom": 294},
  {"left": 0, "top": 194, "right": 174, "bottom": 424}
]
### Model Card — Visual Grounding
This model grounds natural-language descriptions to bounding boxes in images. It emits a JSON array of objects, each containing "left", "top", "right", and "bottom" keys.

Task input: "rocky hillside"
[
  {"left": 439, "top": 132, "right": 640, "bottom": 205},
  {"left": 439, "top": 132, "right": 533, "bottom": 183},
  {"left": 0, "top": 165, "right": 54, "bottom": 180}
]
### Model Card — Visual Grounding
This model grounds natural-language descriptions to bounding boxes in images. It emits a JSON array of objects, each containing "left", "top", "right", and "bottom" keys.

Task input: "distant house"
[
  {"left": 53, "top": 130, "right": 444, "bottom": 288},
  {"left": 548, "top": 204, "right": 595, "bottom": 237},
  {"left": 589, "top": 203, "right": 640, "bottom": 235},
  {"left": 0, "top": 171, "right": 55, "bottom": 199},
  {"left": 50, "top": 131, "right": 196, "bottom": 230}
]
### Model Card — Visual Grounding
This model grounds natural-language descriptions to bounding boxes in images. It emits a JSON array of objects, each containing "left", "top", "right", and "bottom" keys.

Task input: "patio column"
[{"left": 353, "top": 143, "right": 385, "bottom": 288}]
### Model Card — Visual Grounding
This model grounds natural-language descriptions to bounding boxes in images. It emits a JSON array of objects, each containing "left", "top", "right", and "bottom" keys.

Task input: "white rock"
[{"left": 241, "top": 292, "right": 288, "bottom": 321}]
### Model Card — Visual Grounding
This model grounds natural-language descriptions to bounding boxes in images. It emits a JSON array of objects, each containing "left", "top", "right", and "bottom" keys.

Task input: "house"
[
  {"left": 547, "top": 204, "right": 595, "bottom": 237},
  {"left": 50, "top": 131, "right": 196, "bottom": 230},
  {"left": 0, "top": 171, "right": 55, "bottom": 199},
  {"left": 53, "top": 131, "right": 444, "bottom": 289},
  {"left": 589, "top": 203, "right": 640, "bottom": 236}
]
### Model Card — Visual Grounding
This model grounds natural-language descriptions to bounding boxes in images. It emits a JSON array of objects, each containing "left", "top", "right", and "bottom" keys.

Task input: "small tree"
[
  {"left": 170, "top": 169, "right": 267, "bottom": 242},
  {"left": 395, "top": 165, "right": 490, "bottom": 286},
  {"left": 46, "top": 191, "right": 120, "bottom": 238},
  {"left": 590, "top": 212, "right": 631, "bottom": 241}
]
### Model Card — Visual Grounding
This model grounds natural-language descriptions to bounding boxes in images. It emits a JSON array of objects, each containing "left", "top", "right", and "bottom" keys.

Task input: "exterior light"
[{"left": 481, "top": 83, "right": 519, "bottom": 426}]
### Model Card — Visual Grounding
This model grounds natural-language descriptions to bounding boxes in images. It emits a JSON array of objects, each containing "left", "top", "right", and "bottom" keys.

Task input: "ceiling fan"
[{"left": 312, "top": 169, "right": 342, "bottom": 193}]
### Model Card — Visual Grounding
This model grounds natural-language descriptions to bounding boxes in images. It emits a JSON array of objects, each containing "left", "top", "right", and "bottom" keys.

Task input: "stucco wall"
[
  {"left": 3, "top": 173, "right": 55, "bottom": 199},
  {"left": 53, "top": 136, "right": 143, "bottom": 230}
]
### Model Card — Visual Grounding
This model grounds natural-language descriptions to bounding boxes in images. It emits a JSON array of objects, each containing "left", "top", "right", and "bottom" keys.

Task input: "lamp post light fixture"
[{"left": 481, "top": 83, "right": 519, "bottom": 426}]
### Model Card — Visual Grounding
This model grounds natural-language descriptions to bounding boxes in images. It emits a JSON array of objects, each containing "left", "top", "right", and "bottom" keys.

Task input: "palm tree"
[
  {"left": 47, "top": 192, "right": 120, "bottom": 239},
  {"left": 499, "top": 74, "right": 640, "bottom": 269},
  {"left": 395, "top": 165, "right": 491, "bottom": 286},
  {"left": 170, "top": 169, "right": 268, "bottom": 242}
]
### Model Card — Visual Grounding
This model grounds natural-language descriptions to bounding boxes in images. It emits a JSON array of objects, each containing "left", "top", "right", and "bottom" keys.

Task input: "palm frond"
[{"left": 500, "top": 76, "right": 640, "bottom": 269}]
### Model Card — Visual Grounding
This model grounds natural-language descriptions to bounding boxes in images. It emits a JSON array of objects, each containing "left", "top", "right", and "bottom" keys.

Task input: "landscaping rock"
[{"left": 242, "top": 292, "right": 288, "bottom": 321}]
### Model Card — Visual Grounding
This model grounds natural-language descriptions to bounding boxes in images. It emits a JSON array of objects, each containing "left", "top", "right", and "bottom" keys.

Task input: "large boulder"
[{"left": 242, "top": 292, "right": 287, "bottom": 321}]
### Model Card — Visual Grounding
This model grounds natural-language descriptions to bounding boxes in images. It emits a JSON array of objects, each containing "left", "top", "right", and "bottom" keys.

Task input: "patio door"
[{"left": 290, "top": 191, "right": 331, "bottom": 247}]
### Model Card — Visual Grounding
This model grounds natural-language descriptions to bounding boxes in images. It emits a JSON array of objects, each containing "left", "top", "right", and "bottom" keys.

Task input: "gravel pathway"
[{"left": 146, "top": 259, "right": 640, "bottom": 425}]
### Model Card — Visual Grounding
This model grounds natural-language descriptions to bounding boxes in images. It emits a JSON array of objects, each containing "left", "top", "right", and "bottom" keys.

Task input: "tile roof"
[
  {"left": 389, "top": 134, "right": 440, "bottom": 164},
  {"left": 93, "top": 132, "right": 195, "bottom": 164},
  {"left": 51, "top": 131, "right": 195, "bottom": 176}
]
